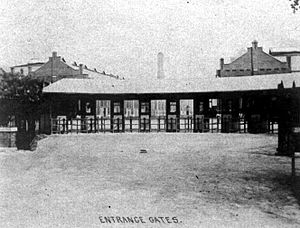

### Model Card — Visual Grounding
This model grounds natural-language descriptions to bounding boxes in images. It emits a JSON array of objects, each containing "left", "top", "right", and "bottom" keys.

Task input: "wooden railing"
[{"left": 50, "top": 116, "right": 278, "bottom": 134}]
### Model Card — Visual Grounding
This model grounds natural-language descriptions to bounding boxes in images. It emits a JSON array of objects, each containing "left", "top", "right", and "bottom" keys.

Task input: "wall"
[
  {"left": 32, "top": 52, "right": 84, "bottom": 83},
  {"left": 11, "top": 64, "right": 44, "bottom": 76},
  {"left": 0, "top": 128, "right": 17, "bottom": 147},
  {"left": 218, "top": 42, "right": 291, "bottom": 77}
]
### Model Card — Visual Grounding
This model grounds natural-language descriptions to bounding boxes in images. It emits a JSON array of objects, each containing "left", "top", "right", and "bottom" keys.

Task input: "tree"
[
  {"left": 290, "top": 0, "right": 300, "bottom": 12},
  {"left": 0, "top": 73, "right": 44, "bottom": 126},
  {"left": 0, "top": 72, "right": 43, "bottom": 103}
]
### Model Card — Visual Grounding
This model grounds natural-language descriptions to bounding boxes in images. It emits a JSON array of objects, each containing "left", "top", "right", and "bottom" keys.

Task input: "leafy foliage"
[
  {"left": 0, "top": 73, "right": 45, "bottom": 126},
  {"left": 290, "top": 0, "right": 300, "bottom": 12},
  {"left": 0, "top": 73, "right": 43, "bottom": 104}
]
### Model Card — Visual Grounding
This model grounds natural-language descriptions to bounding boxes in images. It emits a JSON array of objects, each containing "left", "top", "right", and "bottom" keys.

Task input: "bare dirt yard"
[{"left": 0, "top": 133, "right": 300, "bottom": 227}]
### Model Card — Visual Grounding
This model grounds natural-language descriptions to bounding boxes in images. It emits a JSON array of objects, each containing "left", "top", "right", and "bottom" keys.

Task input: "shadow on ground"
[{"left": 293, "top": 176, "right": 300, "bottom": 204}]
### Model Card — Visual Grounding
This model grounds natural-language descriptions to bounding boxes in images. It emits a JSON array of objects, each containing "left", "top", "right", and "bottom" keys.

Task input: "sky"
[{"left": 0, "top": 0, "right": 300, "bottom": 80}]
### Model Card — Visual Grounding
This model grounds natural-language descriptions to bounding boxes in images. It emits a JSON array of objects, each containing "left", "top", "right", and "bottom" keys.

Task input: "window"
[
  {"left": 96, "top": 100, "right": 111, "bottom": 118},
  {"left": 141, "top": 102, "right": 150, "bottom": 113},
  {"left": 281, "top": 68, "right": 287, "bottom": 71},
  {"left": 267, "top": 68, "right": 272, "bottom": 71},
  {"left": 228, "top": 100, "right": 232, "bottom": 112},
  {"left": 240, "top": 69, "right": 244, "bottom": 72},
  {"left": 260, "top": 68, "right": 265, "bottom": 71},
  {"left": 85, "top": 102, "right": 91, "bottom": 114},
  {"left": 274, "top": 68, "right": 279, "bottom": 71},
  {"left": 225, "top": 70, "right": 230, "bottom": 72},
  {"left": 170, "top": 102, "right": 177, "bottom": 113},
  {"left": 232, "top": 69, "right": 237, "bottom": 72},
  {"left": 209, "top": 99, "right": 218, "bottom": 108},
  {"left": 151, "top": 100, "right": 166, "bottom": 117},
  {"left": 114, "top": 102, "right": 121, "bottom": 113},
  {"left": 239, "top": 98, "right": 243, "bottom": 109},
  {"left": 246, "top": 69, "right": 251, "bottom": 71},
  {"left": 78, "top": 99, "right": 81, "bottom": 111},
  {"left": 199, "top": 101, "right": 204, "bottom": 113},
  {"left": 180, "top": 100, "right": 193, "bottom": 116},
  {"left": 124, "top": 100, "right": 139, "bottom": 117}
]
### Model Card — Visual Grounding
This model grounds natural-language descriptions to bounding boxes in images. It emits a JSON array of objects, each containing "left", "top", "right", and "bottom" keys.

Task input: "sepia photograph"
[{"left": 0, "top": 0, "right": 300, "bottom": 227}]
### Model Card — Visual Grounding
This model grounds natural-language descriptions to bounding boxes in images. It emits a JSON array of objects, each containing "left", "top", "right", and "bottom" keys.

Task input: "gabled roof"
[
  {"left": 42, "top": 57, "right": 123, "bottom": 81},
  {"left": 43, "top": 72, "right": 300, "bottom": 95}
]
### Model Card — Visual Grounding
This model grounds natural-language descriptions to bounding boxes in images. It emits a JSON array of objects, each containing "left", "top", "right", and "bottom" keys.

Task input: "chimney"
[
  {"left": 79, "top": 64, "right": 83, "bottom": 75},
  {"left": 252, "top": 40, "right": 258, "bottom": 49},
  {"left": 157, "top": 52, "right": 164, "bottom": 79},
  {"left": 49, "top": 51, "right": 60, "bottom": 61},
  {"left": 220, "top": 58, "right": 224, "bottom": 69}
]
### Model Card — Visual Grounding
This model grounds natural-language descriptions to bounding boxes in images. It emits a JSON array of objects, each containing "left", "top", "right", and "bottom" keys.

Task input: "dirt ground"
[{"left": 0, "top": 133, "right": 300, "bottom": 228}]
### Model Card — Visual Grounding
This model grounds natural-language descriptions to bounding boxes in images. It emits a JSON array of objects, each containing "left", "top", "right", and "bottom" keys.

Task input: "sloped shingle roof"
[{"left": 43, "top": 72, "right": 300, "bottom": 95}]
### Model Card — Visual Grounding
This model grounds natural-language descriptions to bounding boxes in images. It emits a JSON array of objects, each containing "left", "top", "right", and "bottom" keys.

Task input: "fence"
[{"left": 50, "top": 116, "right": 279, "bottom": 134}]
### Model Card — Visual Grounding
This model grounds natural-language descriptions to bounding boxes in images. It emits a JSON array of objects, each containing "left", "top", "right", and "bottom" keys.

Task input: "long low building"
[
  {"left": 43, "top": 72, "right": 300, "bottom": 94},
  {"left": 42, "top": 72, "right": 300, "bottom": 155}
]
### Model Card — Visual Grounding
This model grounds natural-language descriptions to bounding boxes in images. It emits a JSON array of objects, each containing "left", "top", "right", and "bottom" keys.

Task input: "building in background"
[
  {"left": 31, "top": 52, "right": 87, "bottom": 83},
  {"left": 9, "top": 52, "right": 122, "bottom": 84},
  {"left": 10, "top": 59, "right": 44, "bottom": 77},
  {"left": 269, "top": 47, "right": 300, "bottom": 72},
  {"left": 217, "top": 41, "right": 291, "bottom": 77}
]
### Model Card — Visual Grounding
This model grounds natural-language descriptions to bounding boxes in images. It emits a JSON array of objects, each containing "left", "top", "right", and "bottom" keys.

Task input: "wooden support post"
[
  {"left": 89, "top": 119, "right": 92, "bottom": 133},
  {"left": 292, "top": 152, "right": 296, "bottom": 181},
  {"left": 58, "top": 118, "right": 61, "bottom": 134},
  {"left": 99, "top": 117, "right": 102, "bottom": 132},
  {"left": 76, "top": 119, "right": 79, "bottom": 134},
  {"left": 158, "top": 116, "right": 160, "bottom": 132},
  {"left": 50, "top": 119, "right": 53, "bottom": 134},
  {"left": 130, "top": 117, "right": 132, "bottom": 132},
  {"left": 187, "top": 118, "right": 189, "bottom": 132},
  {"left": 65, "top": 119, "right": 68, "bottom": 134}
]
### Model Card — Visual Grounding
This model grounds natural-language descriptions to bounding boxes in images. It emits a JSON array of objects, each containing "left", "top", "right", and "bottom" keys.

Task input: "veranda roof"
[{"left": 43, "top": 72, "right": 300, "bottom": 95}]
